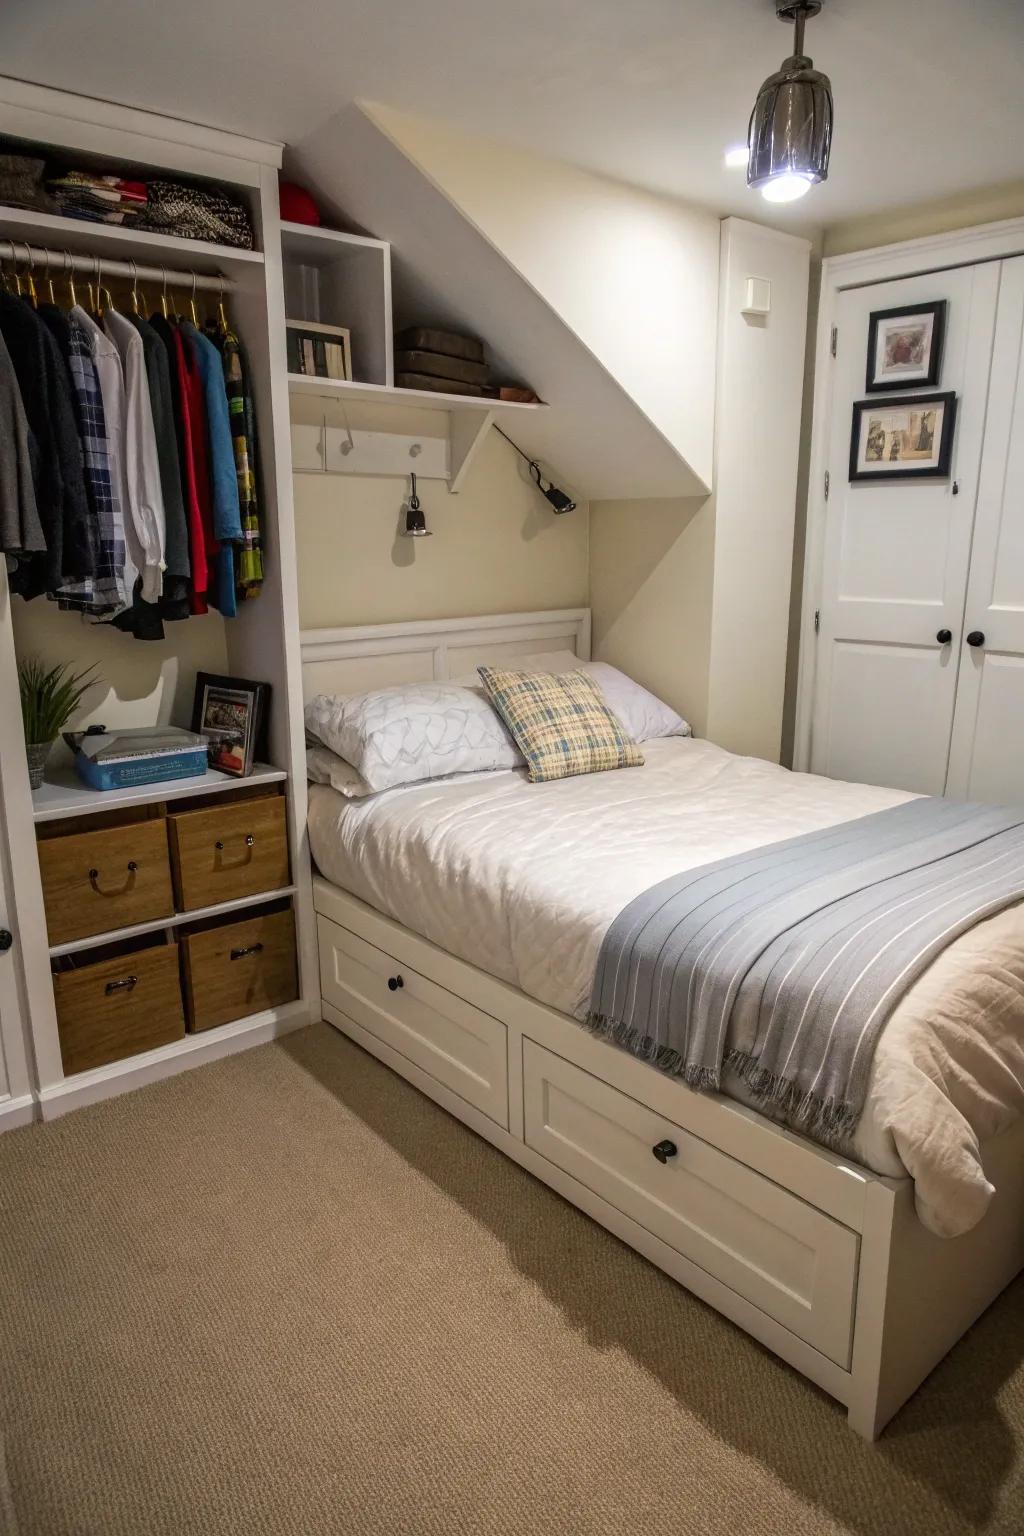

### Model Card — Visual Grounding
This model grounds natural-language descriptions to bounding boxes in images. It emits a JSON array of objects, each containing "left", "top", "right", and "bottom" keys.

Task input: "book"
[{"left": 63, "top": 726, "right": 209, "bottom": 791}]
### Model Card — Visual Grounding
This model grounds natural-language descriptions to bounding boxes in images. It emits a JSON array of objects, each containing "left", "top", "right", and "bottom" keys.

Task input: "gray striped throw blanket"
[{"left": 588, "top": 797, "right": 1024, "bottom": 1142}]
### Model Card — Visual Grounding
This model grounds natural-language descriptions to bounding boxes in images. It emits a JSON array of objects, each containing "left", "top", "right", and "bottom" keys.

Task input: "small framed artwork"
[
  {"left": 190, "top": 673, "right": 270, "bottom": 777},
  {"left": 865, "top": 300, "right": 946, "bottom": 392},
  {"left": 849, "top": 392, "right": 957, "bottom": 482},
  {"left": 285, "top": 320, "right": 352, "bottom": 382}
]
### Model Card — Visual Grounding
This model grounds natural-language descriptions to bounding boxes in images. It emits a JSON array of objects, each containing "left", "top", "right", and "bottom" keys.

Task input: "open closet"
[{"left": 0, "top": 79, "right": 315, "bottom": 1125}]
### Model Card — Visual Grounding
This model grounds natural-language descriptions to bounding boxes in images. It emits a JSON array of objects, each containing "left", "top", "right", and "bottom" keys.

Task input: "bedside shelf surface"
[
  {"left": 33, "top": 762, "right": 286, "bottom": 823},
  {"left": 287, "top": 374, "right": 545, "bottom": 412}
]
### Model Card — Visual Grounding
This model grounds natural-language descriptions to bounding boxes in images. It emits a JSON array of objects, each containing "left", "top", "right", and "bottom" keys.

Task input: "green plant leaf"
[{"left": 18, "top": 656, "right": 99, "bottom": 745}]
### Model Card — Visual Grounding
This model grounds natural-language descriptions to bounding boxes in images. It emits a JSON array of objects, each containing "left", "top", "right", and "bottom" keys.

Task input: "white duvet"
[{"left": 307, "top": 738, "right": 1024, "bottom": 1237}]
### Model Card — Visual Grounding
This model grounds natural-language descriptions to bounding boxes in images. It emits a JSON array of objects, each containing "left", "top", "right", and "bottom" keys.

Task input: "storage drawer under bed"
[
  {"left": 317, "top": 916, "right": 509, "bottom": 1129},
  {"left": 522, "top": 1038, "right": 860, "bottom": 1369}
]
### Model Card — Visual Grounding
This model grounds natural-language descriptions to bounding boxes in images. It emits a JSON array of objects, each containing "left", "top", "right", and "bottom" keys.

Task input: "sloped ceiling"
[{"left": 287, "top": 106, "right": 724, "bottom": 499}]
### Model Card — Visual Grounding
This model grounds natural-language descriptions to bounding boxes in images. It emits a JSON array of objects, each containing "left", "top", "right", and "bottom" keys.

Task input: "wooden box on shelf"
[
  {"left": 181, "top": 906, "right": 298, "bottom": 1033},
  {"left": 53, "top": 937, "right": 186, "bottom": 1076},
  {"left": 36, "top": 808, "right": 174, "bottom": 946},
  {"left": 167, "top": 788, "right": 290, "bottom": 911}
]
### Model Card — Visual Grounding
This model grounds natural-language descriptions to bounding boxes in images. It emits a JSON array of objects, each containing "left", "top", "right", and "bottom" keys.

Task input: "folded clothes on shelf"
[{"left": 47, "top": 170, "right": 148, "bottom": 226}]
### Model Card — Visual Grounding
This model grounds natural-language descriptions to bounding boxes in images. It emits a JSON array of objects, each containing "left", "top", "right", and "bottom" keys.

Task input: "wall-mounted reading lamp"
[
  {"left": 401, "top": 472, "right": 432, "bottom": 537},
  {"left": 494, "top": 425, "right": 577, "bottom": 514}
]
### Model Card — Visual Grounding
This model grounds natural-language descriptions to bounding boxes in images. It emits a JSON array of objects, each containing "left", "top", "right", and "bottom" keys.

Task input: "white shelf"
[
  {"left": 287, "top": 374, "right": 545, "bottom": 412},
  {"left": 48, "top": 885, "right": 298, "bottom": 958},
  {"left": 33, "top": 762, "right": 286, "bottom": 823},
  {"left": 281, "top": 220, "right": 389, "bottom": 266},
  {"left": 0, "top": 204, "right": 265, "bottom": 275}
]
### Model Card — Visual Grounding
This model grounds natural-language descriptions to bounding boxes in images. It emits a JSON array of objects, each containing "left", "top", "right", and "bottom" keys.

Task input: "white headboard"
[{"left": 299, "top": 608, "right": 591, "bottom": 702}]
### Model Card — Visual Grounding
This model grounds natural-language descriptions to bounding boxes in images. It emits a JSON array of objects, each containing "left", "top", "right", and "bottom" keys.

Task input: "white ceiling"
[{"left": 3, "top": 0, "right": 1023, "bottom": 230}]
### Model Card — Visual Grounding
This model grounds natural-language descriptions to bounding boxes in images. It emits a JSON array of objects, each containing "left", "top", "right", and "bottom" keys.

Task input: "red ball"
[{"left": 278, "top": 180, "right": 321, "bottom": 226}]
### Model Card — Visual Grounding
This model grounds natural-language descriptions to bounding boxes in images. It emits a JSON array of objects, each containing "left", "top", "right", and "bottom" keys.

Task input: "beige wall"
[
  {"left": 294, "top": 427, "right": 589, "bottom": 630},
  {"left": 824, "top": 180, "right": 1024, "bottom": 258},
  {"left": 590, "top": 497, "right": 714, "bottom": 736},
  {"left": 11, "top": 599, "right": 229, "bottom": 768}
]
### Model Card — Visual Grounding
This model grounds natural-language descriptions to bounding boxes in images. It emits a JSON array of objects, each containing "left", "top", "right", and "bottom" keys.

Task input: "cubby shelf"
[
  {"left": 0, "top": 204, "right": 264, "bottom": 275},
  {"left": 48, "top": 884, "right": 298, "bottom": 958},
  {"left": 32, "top": 763, "right": 287, "bottom": 823}
]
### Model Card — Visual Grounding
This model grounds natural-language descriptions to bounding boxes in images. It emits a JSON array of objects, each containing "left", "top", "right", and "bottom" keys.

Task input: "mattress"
[{"left": 308, "top": 737, "right": 1024, "bottom": 1237}]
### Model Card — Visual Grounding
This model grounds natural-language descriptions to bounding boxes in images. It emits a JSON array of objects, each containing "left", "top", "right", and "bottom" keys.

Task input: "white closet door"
[
  {"left": 811, "top": 263, "right": 1000, "bottom": 793},
  {"left": 947, "top": 256, "right": 1024, "bottom": 804}
]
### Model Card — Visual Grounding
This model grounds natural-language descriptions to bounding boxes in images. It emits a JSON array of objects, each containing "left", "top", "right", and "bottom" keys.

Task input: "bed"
[{"left": 301, "top": 608, "right": 1024, "bottom": 1438}]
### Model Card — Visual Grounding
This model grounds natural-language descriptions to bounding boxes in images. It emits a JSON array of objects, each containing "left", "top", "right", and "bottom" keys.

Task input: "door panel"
[
  {"left": 811, "top": 263, "right": 1000, "bottom": 792},
  {"left": 948, "top": 256, "right": 1024, "bottom": 804}
]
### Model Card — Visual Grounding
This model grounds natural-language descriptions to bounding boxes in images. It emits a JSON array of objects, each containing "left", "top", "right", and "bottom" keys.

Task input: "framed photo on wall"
[
  {"left": 190, "top": 673, "right": 270, "bottom": 777},
  {"left": 865, "top": 300, "right": 946, "bottom": 391},
  {"left": 849, "top": 391, "right": 957, "bottom": 482}
]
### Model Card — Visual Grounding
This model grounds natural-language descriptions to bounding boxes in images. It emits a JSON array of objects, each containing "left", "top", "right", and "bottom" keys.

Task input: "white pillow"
[
  {"left": 307, "top": 742, "right": 375, "bottom": 799},
  {"left": 304, "top": 681, "right": 521, "bottom": 793},
  {"left": 452, "top": 655, "right": 689, "bottom": 744}
]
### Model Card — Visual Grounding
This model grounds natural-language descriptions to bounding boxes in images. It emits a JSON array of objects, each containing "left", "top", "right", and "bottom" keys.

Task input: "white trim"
[
  {"left": 36, "top": 1000, "right": 311, "bottom": 1120},
  {"left": 793, "top": 217, "right": 1024, "bottom": 770},
  {"left": 0, "top": 1092, "right": 36, "bottom": 1132},
  {"left": 47, "top": 886, "right": 297, "bottom": 958},
  {"left": 300, "top": 608, "right": 592, "bottom": 698}
]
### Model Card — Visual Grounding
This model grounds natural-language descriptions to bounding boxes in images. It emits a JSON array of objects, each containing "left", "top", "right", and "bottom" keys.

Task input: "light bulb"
[
  {"left": 724, "top": 145, "right": 749, "bottom": 168},
  {"left": 761, "top": 172, "right": 813, "bottom": 204}
]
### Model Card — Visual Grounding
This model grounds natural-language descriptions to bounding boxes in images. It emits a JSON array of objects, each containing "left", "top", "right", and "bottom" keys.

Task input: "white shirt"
[{"left": 103, "top": 307, "right": 166, "bottom": 602}]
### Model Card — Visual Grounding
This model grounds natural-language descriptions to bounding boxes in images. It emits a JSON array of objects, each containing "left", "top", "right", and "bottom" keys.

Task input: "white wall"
[
  {"left": 705, "top": 219, "right": 810, "bottom": 760},
  {"left": 590, "top": 497, "right": 714, "bottom": 736},
  {"left": 294, "top": 421, "right": 589, "bottom": 629},
  {"left": 364, "top": 104, "right": 720, "bottom": 493}
]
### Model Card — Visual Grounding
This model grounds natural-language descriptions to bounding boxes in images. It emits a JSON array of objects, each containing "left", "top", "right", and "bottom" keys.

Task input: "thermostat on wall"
[{"left": 742, "top": 277, "right": 772, "bottom": 316}]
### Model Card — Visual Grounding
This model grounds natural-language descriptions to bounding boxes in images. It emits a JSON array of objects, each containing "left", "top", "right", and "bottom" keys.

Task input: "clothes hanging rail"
[{"left": 0, "top": 241, "right": 235, "bottom": 292}]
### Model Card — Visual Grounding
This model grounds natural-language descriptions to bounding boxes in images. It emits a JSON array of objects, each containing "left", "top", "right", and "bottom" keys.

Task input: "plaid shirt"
[
  {"left": 220, "top": 329, "right": 263, "bottom": 599},
  {"left": 56, "top": 317, "right": 128, "bottom": 614}
]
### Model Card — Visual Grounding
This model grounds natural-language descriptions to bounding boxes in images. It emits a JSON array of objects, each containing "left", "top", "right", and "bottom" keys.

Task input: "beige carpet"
[{"left": 0, "top": 1025, "right": 1022, "bottom": 1536}]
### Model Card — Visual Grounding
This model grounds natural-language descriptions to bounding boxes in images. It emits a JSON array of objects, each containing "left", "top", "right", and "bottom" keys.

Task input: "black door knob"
[
  {"left": 387, "top": 975, "right": 404, "bottom": 992},
  {"left": 936, "top": 629, "right": 952, "bottom": 645},
  {"left": 652, "top": 1139, "right": 678, "bottom": 1164},
  {"left": 0, "top": 929, "right": 11, "bottom": 952},
  {"left": 967, "top": 631, "right": 986, "bottom": 648}
]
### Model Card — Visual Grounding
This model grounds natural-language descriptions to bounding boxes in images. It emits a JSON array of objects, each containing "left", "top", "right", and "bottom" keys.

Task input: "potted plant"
[{"left": 18, "top": 657, "right": 98, "bottom": 790}]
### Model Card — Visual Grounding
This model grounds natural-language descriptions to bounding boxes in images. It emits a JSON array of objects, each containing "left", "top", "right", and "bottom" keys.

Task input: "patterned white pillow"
[
  {"left": 451, "top": 656, "right": 690, "bottom": 744},
  {"left": 304, "top": 682, "right": 521, "bottom": 793}
]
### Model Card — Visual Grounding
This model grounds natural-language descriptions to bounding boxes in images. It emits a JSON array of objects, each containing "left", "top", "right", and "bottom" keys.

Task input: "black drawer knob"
[
  {"left": 652, "top": 1139, "right": 678, "bottom": 1164},
  {"left": 230, "top": 942, "right": 264, "bottom": 961},
  {"left": 0, "top": 928, "right": 13, "bottom": 953},
  {"left": 936, "top": 629, "right": 952, "bottom": 645},
  {"left": 387, "top": 975, "right": 404, "bottom": 992},
  {"left": 967, "top": 630, "right": 986, "bottom": 648}
]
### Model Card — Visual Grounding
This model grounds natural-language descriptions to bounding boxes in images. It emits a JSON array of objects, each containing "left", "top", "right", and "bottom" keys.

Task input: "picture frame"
[
  {"left": 190, "top": 673, "right": 270, "bottom": 777},
  {"left": 865, "top": 300, "right": 946, "bottom": 392},
  {"left": 285, "top": 319, "right": 352, "bottom": 382},
  {"left": 849, "top": 391, "right": 957, "bottom": 482}
]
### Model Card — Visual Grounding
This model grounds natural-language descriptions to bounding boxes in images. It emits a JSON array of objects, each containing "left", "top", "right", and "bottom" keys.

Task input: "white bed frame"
[{"left": 301, "top": 608, "right": 1024, "bottom": 1439}]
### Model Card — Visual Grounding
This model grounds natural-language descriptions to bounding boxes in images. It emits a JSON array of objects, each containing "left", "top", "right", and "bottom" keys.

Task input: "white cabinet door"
[
  {"left": 811, "top": 263, "right": 1000, "bottom": 793},
  {"left": 947, "top": 257, "right": 1024, "bottom": 804}
]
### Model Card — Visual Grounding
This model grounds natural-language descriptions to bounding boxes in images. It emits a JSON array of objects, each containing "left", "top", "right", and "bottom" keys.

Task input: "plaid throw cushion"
[{"left": 477, "top": 667, "right": 643, "bottom": 783}]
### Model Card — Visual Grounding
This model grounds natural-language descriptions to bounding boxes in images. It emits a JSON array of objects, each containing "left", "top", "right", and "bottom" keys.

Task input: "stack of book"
[{"left": 63, "top": 726, "right": 210, "bottom": 792}]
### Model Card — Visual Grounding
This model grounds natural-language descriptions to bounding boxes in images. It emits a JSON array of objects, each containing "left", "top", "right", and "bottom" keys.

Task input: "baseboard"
[
  {"left": 0, "top": 1092, "right": 37, "bottom": 1132},
  {"left": 37, "top": 999, "right": 313, "bottom": 1120}
]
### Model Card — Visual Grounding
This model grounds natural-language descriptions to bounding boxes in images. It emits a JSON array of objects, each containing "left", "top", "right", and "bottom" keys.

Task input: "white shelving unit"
[
  {"left": 281, "top": 219, "right": 547, "bottom": 492},
  {"left": 32, "top": 763, "right": 287, "bottom": 823},
  {"left": 0, "top": 79, "right": 317, "bottom": 1125}
]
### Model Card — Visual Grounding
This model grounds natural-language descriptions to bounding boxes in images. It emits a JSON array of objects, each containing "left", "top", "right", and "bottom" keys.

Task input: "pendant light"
[{"left": 747, "top": 0, "right": 833, "bottom": 204}]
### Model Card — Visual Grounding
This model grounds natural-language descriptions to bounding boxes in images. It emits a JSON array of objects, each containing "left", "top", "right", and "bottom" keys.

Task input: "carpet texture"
[{"left": 0, "top": 1023, "right": 1022, "bottom": 1536}]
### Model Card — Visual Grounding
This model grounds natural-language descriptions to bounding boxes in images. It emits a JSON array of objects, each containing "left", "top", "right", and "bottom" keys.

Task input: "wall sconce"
[
  {"left": 401, "top": 472, "right": 432, "bottom": 537},
  {"left": 494, "top": 426, "right": 577, "bottom": 514}
]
